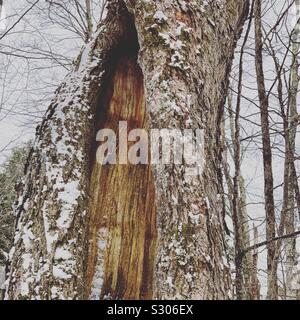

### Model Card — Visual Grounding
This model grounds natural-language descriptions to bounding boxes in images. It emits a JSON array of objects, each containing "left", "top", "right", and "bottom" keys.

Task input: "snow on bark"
[
  {"left": 5, "top": 1, "right": 131, "bottom": 300},
  {"left": 0, "top": 266, "right": 5, "bottom": 290},
  {"left": 125, "top": 0, "right": 249, "bottom": 299},
  {"left": 89, "top": 228, "right": 109, "bottom": 300}
]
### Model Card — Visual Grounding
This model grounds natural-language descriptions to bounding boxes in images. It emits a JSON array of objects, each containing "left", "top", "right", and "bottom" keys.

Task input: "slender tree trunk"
[
  {"left": 285, "top": 1, "right": 300, "bottom": 298},
  {"left": 85, "top": 0, "right": 93, "bottom": 41},
  {"left": 254, "top": 0, "right": 277, "bottom": 300},
  {"left": 224, "top": 85, "right": 259, "bottom": 300},
  {"left": 5, "top": 0, "right": 249, "bottom": 300},
  {"left": 229, "top": 1, "right": 254, "bottom": 299},
  {"left": 239, "top": 176, "right": 257, "bottom": 299},
  {"left": 265, "top": 16, "right": 299, "bottom": 299},
  {"left": 251, "top": 226, "right": 260, "bottom": 300}
]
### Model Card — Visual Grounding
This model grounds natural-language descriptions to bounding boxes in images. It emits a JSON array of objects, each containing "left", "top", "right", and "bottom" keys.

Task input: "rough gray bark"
[
  {"left": 5, "top": 0, "right": 249, "bottom": 300},
  {"left": 5, "top": 1, "right": 134, "bottom": 299}
]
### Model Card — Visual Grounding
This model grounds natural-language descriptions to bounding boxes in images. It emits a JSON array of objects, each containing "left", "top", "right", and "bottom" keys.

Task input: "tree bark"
[
  {"left": 5, "top": 0, "right": 249, "bottom": 300},
  {"left": 284, "top": 0, "right": 299, "bottom": 298},
  {"left": 224, "top": 85, "right": 258, "bottom": 300},
  {"left": 85, "top": 0, "right": 94, "bottom": 41},
  {"left": 254, "top": 0, "right": 277, "bottom": 300}
]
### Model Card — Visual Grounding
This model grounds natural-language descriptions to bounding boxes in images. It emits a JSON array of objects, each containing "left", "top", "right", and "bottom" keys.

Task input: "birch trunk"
[{"left": 5, "top": 0, "right": 249, "bottom": 300}]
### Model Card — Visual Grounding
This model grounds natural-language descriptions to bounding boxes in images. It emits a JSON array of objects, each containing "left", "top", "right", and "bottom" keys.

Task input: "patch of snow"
[
  {"left": 188, "top": 212, "right": 200, "bottom": 224},
  {"left": 22, "top": 253, "right": 32, "bottom": 270},
  {"left": 51, "top": 286, "right": 59, "bottom": 297},
  {"left": 22, "top": 226, "right": 35, "bottom": 251},
  {"left": 185, "top": 273, "right": 193, "bottom": 282},
  {"left": 53, "top": 266, "right": 72, "bottom": 280},
  {"left": 205, "top": 197, "right": 210, "bottom": 209},
  {"left": 55, "top": 248, "right": 72, "bottom": 260},
  {"left": 0, "top": 266, "right": 5, "bottom": 290},
  {"left": 166, "top": 276, "right": 174, "bottom": 288},
  {"left": 20, "top": 282, "right": 29, "bottom": 296},
  {"left": 171, "top": 195, "right": 178, "bottom": 205},
  {"left": 90, "top": 228, "right": 109, "bottom": 300},
  {"left": 153, "top": 11, "right": 168, "bottom": 23}
]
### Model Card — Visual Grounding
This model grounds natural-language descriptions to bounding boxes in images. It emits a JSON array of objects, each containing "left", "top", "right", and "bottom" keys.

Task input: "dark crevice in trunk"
[{"left": 85, "top": 13, "right": 157, "bottom": 300}]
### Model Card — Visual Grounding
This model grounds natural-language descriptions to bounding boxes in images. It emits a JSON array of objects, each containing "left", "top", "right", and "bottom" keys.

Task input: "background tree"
[{"left": 0, "top": 144, "right": 30, "bottom": 266}]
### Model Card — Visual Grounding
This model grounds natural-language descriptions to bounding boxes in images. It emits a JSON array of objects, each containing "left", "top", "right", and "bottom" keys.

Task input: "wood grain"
[{"left": 86, "top": 54, "right": 157, "bottom": 300}]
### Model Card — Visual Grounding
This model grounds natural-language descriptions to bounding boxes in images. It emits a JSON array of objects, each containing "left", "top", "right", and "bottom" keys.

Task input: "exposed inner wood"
[{"left": 86, "top": 54, "right": 157, "bottom": 300}]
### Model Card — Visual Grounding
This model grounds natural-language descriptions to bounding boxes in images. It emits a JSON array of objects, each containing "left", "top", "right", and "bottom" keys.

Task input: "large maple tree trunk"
[{"left": 5, "top": 0, "right": 249, "bottom": 300}]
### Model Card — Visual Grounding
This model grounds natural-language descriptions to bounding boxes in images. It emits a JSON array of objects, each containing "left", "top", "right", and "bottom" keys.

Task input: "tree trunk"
[
  {"left": 254, "top": 0, "right": 277, "bottom": 300},
  {"left": 251, "top": 226, "right": 260, "bottom": 300},
  {"left": 85, "top": 0, "right": 94, "bottom": 42},
  {"left": 223, "top": 87, "right": 258, "bottom": 300},
  {"left": 5, "top": 0, "right": 249, "bottom": 300},
  {"left": 285, "top": 0, "right": 300, "bottom": 299}
]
